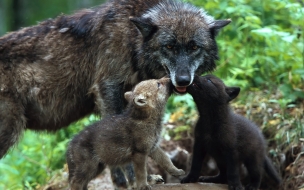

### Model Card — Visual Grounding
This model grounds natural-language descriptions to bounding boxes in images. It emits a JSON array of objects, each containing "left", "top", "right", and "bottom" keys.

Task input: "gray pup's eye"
[{"left": 157, "top": 82, "right": 161, "bottom": 88}]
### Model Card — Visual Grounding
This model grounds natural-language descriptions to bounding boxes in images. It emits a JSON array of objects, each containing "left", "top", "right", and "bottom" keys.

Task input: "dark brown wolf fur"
[
  {"left": 66, "top": 78, "right": 184, "bottom": 190},
  {"left": 181, "top": 75, "right": 281, "bottom": 190},
  {"left": 0, "top": 0, "right": 229, "bottom": 187}
]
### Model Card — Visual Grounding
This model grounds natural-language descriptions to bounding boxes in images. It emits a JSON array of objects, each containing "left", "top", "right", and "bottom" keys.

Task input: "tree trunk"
[
  {"left": 0, "top": 0, "right": 7, "bottom": 35},
  {"left": 11, "top": 0, "right": 24, "bottom": 31}
]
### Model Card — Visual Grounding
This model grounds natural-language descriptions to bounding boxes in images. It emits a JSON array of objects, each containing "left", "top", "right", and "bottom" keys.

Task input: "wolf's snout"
[
  {"left": 173, "top": 75, "right": 191, "bottom": 93},
  {"left": 176, "top": 75, "right": 191, "bottom": 86}
]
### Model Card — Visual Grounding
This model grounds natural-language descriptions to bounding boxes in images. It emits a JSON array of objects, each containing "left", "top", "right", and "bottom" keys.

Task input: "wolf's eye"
[
  {"left": 166, "top": 45, "right": 173, "bottom": 49},
  {"left": 207, "top": 79, "right": 212, "bottom": 83},
  {"left": 192, "top": 45, "right": 198, "bottom": 50}
]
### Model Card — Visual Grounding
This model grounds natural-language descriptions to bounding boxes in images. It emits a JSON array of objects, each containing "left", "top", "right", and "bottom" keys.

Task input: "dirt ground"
[{"left": 42, "top": 167, "right": 114, "bottom": 190}]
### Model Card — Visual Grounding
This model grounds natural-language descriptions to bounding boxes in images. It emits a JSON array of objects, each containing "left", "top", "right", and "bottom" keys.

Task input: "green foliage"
[
  {"left": 0, "top": 115, "right": 99, "bottom": 189},
  {"left": 164, "top": 94, "right": 198, "bottom": 140},
  {"left": 266, "top": 98, "right": 303, "bottom": 146},
  {"left": 0, "top": 0, "right": 105, "bottom": 35}
]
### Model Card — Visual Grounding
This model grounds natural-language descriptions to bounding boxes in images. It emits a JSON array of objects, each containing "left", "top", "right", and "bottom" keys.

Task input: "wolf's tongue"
[{"left": 175, "top": 87, "right": 187, "bottom": 93}]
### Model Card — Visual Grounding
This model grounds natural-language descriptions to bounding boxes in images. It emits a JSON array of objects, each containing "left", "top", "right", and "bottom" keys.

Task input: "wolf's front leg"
[
  {"left": 0, "top": 96, "right": 26, "bottom": 158},
  {"left": 133, "top": 153, "right": 151, "bottom": 190},
  {"left": 149, "top": 147, "right": 185, "bottom": 176},
  {"left": 93, "top": 80, "right": 134, "bottom": 188},
  {"left": 95, "top": 80, "right": 126, "bottom": 116}
]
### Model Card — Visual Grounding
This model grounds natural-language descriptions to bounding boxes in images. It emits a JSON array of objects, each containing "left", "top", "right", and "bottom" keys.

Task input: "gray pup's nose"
[{"left": 176, "top": 75, "right": 191, "bottom": 86}]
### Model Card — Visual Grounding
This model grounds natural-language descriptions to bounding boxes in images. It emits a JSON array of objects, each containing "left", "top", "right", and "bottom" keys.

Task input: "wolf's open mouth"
[
  {"left": 162, "top": 64, "right": 188, "bottom": 94},
  {"left": 175, "top": 87, "right": 187, "bottom": 93}
]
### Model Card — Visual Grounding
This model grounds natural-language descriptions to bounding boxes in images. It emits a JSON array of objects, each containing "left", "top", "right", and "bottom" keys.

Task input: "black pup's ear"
[
  {"left": 130, "top": 17, "right": 158, "bottom": 40},
  {"left": 225, "top": 87, "right": 240, "bottom": 102}
]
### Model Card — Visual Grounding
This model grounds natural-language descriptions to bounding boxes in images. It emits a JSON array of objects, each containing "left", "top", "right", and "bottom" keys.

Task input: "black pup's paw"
[
  {"left": 198, "top": 176, "right": 210, "bottom": 183},
  {"left": 245, "top": 184, "right": 258, "bottom": 190},
  {"left": 228, "top": 184, "right": 244, "bottom": 190},
  {"left": 180, "top": 174, "right": 198, "bottom": 183},
  {"left": 199, "top": 175, "right": 225, "bottom": 183}
]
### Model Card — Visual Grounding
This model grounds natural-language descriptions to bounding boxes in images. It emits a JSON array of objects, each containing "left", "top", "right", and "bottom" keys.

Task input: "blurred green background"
[{"left": 0, "top": 0, "right": 303, "bottom": 189}]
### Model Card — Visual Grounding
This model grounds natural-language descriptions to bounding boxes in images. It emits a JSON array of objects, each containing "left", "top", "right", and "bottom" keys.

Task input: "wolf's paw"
[
  {"left": 147, "top": 174, "right": 164, "bottom": 185},
  {"left": 169, "top": 168, "right": 185, "bottom": 176},
  {"left": 111, "top": 167, "right": 128, "bottom": 189}
]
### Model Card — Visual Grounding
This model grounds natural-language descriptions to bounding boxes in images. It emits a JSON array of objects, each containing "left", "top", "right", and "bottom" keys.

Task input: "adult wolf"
[{"left": 0, "top": 0, "right": 230, "bottom": 188}]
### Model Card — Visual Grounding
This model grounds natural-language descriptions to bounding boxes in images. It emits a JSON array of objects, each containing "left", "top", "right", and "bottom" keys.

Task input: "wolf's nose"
[{"left": 176, "top": 75, "right": 191, "bottom": 86}]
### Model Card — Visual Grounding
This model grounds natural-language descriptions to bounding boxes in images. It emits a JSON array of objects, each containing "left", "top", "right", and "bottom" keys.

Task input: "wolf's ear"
[
  {"left": 226, "top": 87, "right": 240, "bottom": 102},
  {"left": 130, "top": 17, "right": 158, "bottom": 40},
  {"left": 209, "top": 19, "right": 231, "bottom": 38},
  {"left": 134, "top": 94, "right": 148, "bottom": 107},
  {"left": 124, "top": 91, "right": 133, "bottom": 102}
]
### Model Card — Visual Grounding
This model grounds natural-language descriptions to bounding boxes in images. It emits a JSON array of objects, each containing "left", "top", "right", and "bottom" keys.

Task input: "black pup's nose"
[{"left": 176, "top": 75, "right": 191, "bottom": 86}]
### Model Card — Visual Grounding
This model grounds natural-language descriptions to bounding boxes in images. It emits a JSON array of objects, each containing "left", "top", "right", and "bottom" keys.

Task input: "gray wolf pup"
[
  {"left": 181, "top": 75, "right": 281, "bottom": 190},
  {"left": 0, "top": 0, "right": 230, "bottom": 187},
  {"left": 66, "top": 77, "right": 185, "bottom": 190}
]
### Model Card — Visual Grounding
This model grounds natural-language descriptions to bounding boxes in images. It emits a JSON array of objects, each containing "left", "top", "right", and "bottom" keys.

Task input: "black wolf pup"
[
  {"left": 181, "top": 75, "right": 281, "bottom": 190},
  {"left": 67, "top": 77, "right": 185, "bottom": 190}
]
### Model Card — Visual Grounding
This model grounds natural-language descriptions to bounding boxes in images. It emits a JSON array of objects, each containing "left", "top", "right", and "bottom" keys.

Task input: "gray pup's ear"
[
  {"left": 130, "top": 17, "right": 158, "bottom": 40},
  {"left": 225, "top": 86, "right": 240, "bottom": 102},
  {"left": 134, "top": 94, "right": 147, "bottom": 107},
  {"left": 209, "top": 19, "right": 231, "bottom": 37},
  {"left": 124, "top": 91, "right": 133, "bottom": 102}
]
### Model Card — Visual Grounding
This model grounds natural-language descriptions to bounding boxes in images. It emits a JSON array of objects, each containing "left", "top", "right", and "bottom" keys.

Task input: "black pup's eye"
[{"left": 207, "top": 79, "right": 212, "bottom": 83}]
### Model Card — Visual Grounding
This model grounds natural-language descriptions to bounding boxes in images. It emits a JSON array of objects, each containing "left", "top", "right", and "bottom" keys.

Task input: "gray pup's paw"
[
  {"left": 147, "top": 174, "right": 164, "bottom": 185},
  {"left": 138, "top": 184, "right": 152, "bottom": 190},
  {"left": 169, "top": 169, "right": 185, "bottom": 176}
]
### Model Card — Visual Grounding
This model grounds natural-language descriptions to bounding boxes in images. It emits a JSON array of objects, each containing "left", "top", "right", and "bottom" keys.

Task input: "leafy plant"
[{"left": 0, "top": 115, "right": 99, "bottom": 189}]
